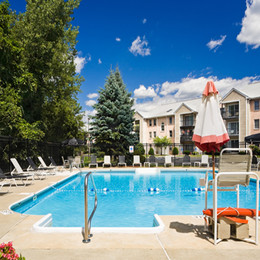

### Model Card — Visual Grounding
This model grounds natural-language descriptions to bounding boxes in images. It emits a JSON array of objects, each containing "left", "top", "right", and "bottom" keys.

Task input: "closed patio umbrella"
[{"left": 192, "top": 81, "right": 230, "bottom": 178}]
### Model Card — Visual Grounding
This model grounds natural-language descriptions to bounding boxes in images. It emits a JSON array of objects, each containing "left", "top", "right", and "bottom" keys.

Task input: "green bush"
[
  {"left": 183, "top": 150, "right": 190, "bottom": 155},
  {"left": 250, "top": 145, "right": 260, "bottom": 155},
  {"left": 148, "top": 147, "right": 154, "bottom": 155},
  {"left": 172, "top": 147, "right": 178, "bottom": 155},
  {"left": 135, "top": 143, "right": 145, "bottom": 155}
]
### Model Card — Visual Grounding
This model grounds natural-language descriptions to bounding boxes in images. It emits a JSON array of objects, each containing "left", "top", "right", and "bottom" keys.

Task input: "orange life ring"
[{"left": 203, "top": 207, "right": 258, "bottom": 218}]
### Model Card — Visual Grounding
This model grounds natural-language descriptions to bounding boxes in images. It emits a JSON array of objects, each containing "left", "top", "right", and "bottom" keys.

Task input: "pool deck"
[{"left": 1, "top": 168, "right": 260, "bottom": 260}]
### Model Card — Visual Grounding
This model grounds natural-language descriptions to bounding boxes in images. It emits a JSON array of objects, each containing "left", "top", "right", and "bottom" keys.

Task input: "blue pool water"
[{"left": 11, "top": 170, "right": 259, "bottom": 228}]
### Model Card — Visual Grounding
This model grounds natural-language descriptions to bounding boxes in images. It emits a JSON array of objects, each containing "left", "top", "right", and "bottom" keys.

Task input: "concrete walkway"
[{"left": 1, "top": 170, "right": 260, "bottom": 260}]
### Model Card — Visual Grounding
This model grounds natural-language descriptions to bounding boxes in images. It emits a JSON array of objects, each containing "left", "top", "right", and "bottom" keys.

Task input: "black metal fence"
[{"left": 0, "top": 135, "right": 62, "bottom": 173}]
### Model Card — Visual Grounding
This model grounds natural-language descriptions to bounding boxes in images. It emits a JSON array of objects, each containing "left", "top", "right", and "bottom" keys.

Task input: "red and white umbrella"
[{"left": 192, "top": 81, "right": 230, "bottom": 178}]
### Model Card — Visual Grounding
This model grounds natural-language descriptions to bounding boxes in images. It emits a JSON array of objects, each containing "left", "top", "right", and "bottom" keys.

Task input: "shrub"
[
  {"left": 148, "top": 147, "right": 154, "bottom": 155},
  {"left": 135, "top": 143, "right": 145, "bottom": 155},
  {"left": 172, "top": 147, "right": 178, "bottom": 155},
  {"left": 250, "top": 145, "right": 260, "bottom": 155},
  {"left": 183, "top": 150, "right": 190, "bottom": 155}
]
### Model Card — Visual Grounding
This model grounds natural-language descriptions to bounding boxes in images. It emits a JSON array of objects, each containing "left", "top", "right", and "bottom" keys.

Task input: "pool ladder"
[{"left": 82, "top": 171, "right": 98, "bottom": 243}]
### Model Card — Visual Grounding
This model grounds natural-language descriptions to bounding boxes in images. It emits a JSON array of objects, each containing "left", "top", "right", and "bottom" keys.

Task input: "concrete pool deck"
[{"left": 1, "top": 168, "right": 260, "bottom": 260}]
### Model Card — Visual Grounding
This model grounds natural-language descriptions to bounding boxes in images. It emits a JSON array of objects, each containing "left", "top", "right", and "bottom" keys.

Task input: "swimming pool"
[{"left": 10, "top": 169, "right": 259, "bottom": 231}]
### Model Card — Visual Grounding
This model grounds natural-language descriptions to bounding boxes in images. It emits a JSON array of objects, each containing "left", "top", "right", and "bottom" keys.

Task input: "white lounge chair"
[
  {"left": 164, "top": 156, "right": 173, "bottom": 167},
  {"left": 204, "top": 148, "right": 259, "bottom": 245},
  {"left": 38, "top": 156, "right": 56, "bottom": 172},
  {"left": 103, "top": 156, "right": 111, "bottom": 167},
  {"left": 194, "top": 155, "right": 209, "bottom": 167},
  {"left": 0, "top": 168, "right": 16, "bottom": 193},
  {"left": 11, "top": 158, "right": 45, "bottom": 181},
  {"left": 71, "top": 156, "right": 81, "bottom": 169},
  {"left": 133, "top": 155, "right": 142, "bottom": 167}
]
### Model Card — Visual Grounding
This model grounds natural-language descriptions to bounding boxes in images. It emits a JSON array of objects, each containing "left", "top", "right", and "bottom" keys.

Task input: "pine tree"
[{"left": 90, "top": 68, "right": 136, "bottom": 156}]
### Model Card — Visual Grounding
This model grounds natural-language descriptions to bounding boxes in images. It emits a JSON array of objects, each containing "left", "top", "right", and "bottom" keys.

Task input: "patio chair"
[
  {"left": 61, "top": 156, "right": 70, "bottom": 168},
  {"left": 164, "top": 156, "right": 174, "bottom": 167},
  {"left": 0, "top": 168, "right": 16, "bottom": 192},
  {"left": 182, "top": 155, "right": 191, "bottom": 166},
  {"left": 103, "top": 156, "right": 111, "bottom": 167},
  {"left": 144, "top": 156, "right": 158, "bottom": 167},
  {"left": 38, "top": 156, "right": 56, "bottom": 172},
  {"left": 89, "top": 155, "right": 98, "bottom": 168},
  {"left": 194, "top": 155, "right": 209, "bottom": 167},
  {"left": 133, "top": 155, "right": 142, "bottom": 167},
  {"left": 71, "top": 156, "right": 81, "bottom": 169},
  {"left": 118, "top": 155, "right": 126, "bottom": 167},
  {"left": 10, "top": 158, "right": 35, "bottom": 183},
  {"left": 0, "top": 167, "right": 32, "bottom": 187},
  {"left": 203, "top": 148, "right": 259, "bottom": 245}
]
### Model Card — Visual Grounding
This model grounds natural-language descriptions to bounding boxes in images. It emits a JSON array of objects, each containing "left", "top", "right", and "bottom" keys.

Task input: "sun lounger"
[
  {"left": 144, "top": 156, "right": 158, "bottom": 167},
  {"left": 38, "top": 156, "right": 56, "bottom": 172},
  {"left": 133, "top": 155, "right": 142, "bottom": 167},
  {"left": 194, "top": 155, "right": 209, "bottom": 167},
  {"left": 103, "top": 156, "right": 111, "bottom": 167},
  {"left": 118, "top": 156, "right": 126, "bottom": 167},
  {"left": 11, "top": 158, "right": 45, "bottom": 181},
  {"left": 164, "top": 156, "right": 174, "bottom": 167},
  {"left": 89, "top": 155, "right": 98, "bottom": 168},
  {"left": 182, "top": 155, "right": 191, "bottom": 166}
]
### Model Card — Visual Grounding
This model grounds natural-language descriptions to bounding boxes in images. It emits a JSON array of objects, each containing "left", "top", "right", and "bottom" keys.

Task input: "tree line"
[{"left": 0, "top": 0, "right": 84, "bottom": 142}]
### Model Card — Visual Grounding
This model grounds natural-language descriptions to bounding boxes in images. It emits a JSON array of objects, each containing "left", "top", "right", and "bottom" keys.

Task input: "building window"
[
  {"left": 154, "top": 131, "right": 156, "bottom": 137},
  {"left": 254, "top": 100, "right": 259, "bottom": 111},
  {"left": 154, "top": 119, "right": 156, "bottom": 126},
  {"left": 228, "top": 104, "right": 239, "bottom": 117},
  {"left": 255, "top": 119, "right": 259, "bottom": 129},
  {"left": 169, "top": 130, "right": 172, "bottom": 137},
  {"left": 149, "top": 120, "right": 152, "bottom": 126},
  {"left": 161, "top": 122, "right": 165, "bottom": 131},
  {"left": 183, "top": 115, "right": 193, "bottom": 126},
  {"left": 149, "top": 132, "right": 152, "bottom": 138},
  {"left": 228, "top": 122, "right": 239, "bottom": 135},
  {"left": 169, "top": 117, "right": 172, "bottom": 124}
]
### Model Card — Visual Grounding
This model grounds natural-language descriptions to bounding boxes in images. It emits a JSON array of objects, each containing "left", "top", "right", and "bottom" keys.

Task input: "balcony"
[
  {"left": 221, "top": 110, "right": 239, "bottom": 120},
  {"left": 227, "top": 128, "right": 239, "bottom": 136},
  {"left": 180, "top": 135, "right": 193, "bottom": 142},
  {"left": 180, "top": 120, "right": 195, "bottom": 128}
]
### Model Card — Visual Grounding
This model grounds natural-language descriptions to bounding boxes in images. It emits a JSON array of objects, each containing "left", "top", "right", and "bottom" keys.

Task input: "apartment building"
[
  {"left": 134, "top": 98, "right": 201, "bottom": 153},
  {"left": 220, "top": 82, "right": 260, "bottom": 148},
  {"left": 134, "top": 82, "right": 260, "bottom": 153}
]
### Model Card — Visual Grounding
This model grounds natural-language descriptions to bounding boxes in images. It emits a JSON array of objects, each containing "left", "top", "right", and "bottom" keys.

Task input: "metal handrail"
[{"left": 82, "top": 171, "right": 98, "bottom": 243}]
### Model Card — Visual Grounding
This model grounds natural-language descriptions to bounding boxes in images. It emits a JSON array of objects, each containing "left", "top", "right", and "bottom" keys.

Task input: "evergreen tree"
[{"left": 90, "top": 68, "right": 136, "bottom": 155}]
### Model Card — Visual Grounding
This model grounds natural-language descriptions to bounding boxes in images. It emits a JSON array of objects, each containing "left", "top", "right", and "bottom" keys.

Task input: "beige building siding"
[
  {"left": 250, "top": 99, "right": 260, "bottom": 135},
  {"left": 146, "top": 116, "right": 175, "bottom": 144},
  {"left": 175, "top": 105, "right": 194, "bottom": 144},
  {"left": 221, "top": 91, "right": 247, "bottom": 143}
]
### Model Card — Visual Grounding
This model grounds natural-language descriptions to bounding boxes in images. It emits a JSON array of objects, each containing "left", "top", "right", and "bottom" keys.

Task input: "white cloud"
[
  {"left": 134, "top": 85, "right": 157, "bottom": 99},
  {"left": 98, "top": 58, "right": 102, "bottom": 64},
  {"left": 116, "top": 37, "right": 121, "bottom": 42},
  {"left": 237, "top": 0, "right": 260, "bottom": 49},
  {"left": 74, "top": 56, "right": 86, "bottom": 73},
  {"left": 207, "top": 35, "right": 226, "bottom": 52},
  {"left": 85, "top": 100, "right": 97, "bottom": 107},
  {"left": 87, "top": 93, "right": 98, "bottom": 99},
  {"left": 129, "top": 36, "right": 151, "bottom": 56},
  {"left": 142, "top": 18, "right": 147, "bottom": 24},
  {"left": 134, "top": 76, "right": 258, "bottom": 114}
]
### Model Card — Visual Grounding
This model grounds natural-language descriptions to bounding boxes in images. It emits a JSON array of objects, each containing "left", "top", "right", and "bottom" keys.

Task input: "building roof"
[
  {"left": 222, "top": 82, "right": 260, "bottom": 101},
  {"left": 137, "top": 98, "right": 201, "bottom": 119}
]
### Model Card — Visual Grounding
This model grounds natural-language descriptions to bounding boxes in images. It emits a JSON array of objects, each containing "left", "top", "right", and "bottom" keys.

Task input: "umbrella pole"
[{"left": 212, "top": 152, "right": 215, "bottom": 179}]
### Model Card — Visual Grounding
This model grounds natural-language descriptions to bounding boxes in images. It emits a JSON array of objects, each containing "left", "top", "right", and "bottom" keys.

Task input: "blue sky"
[{"left": 8, "top": 0, "right": 260, "bottom": 119}]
